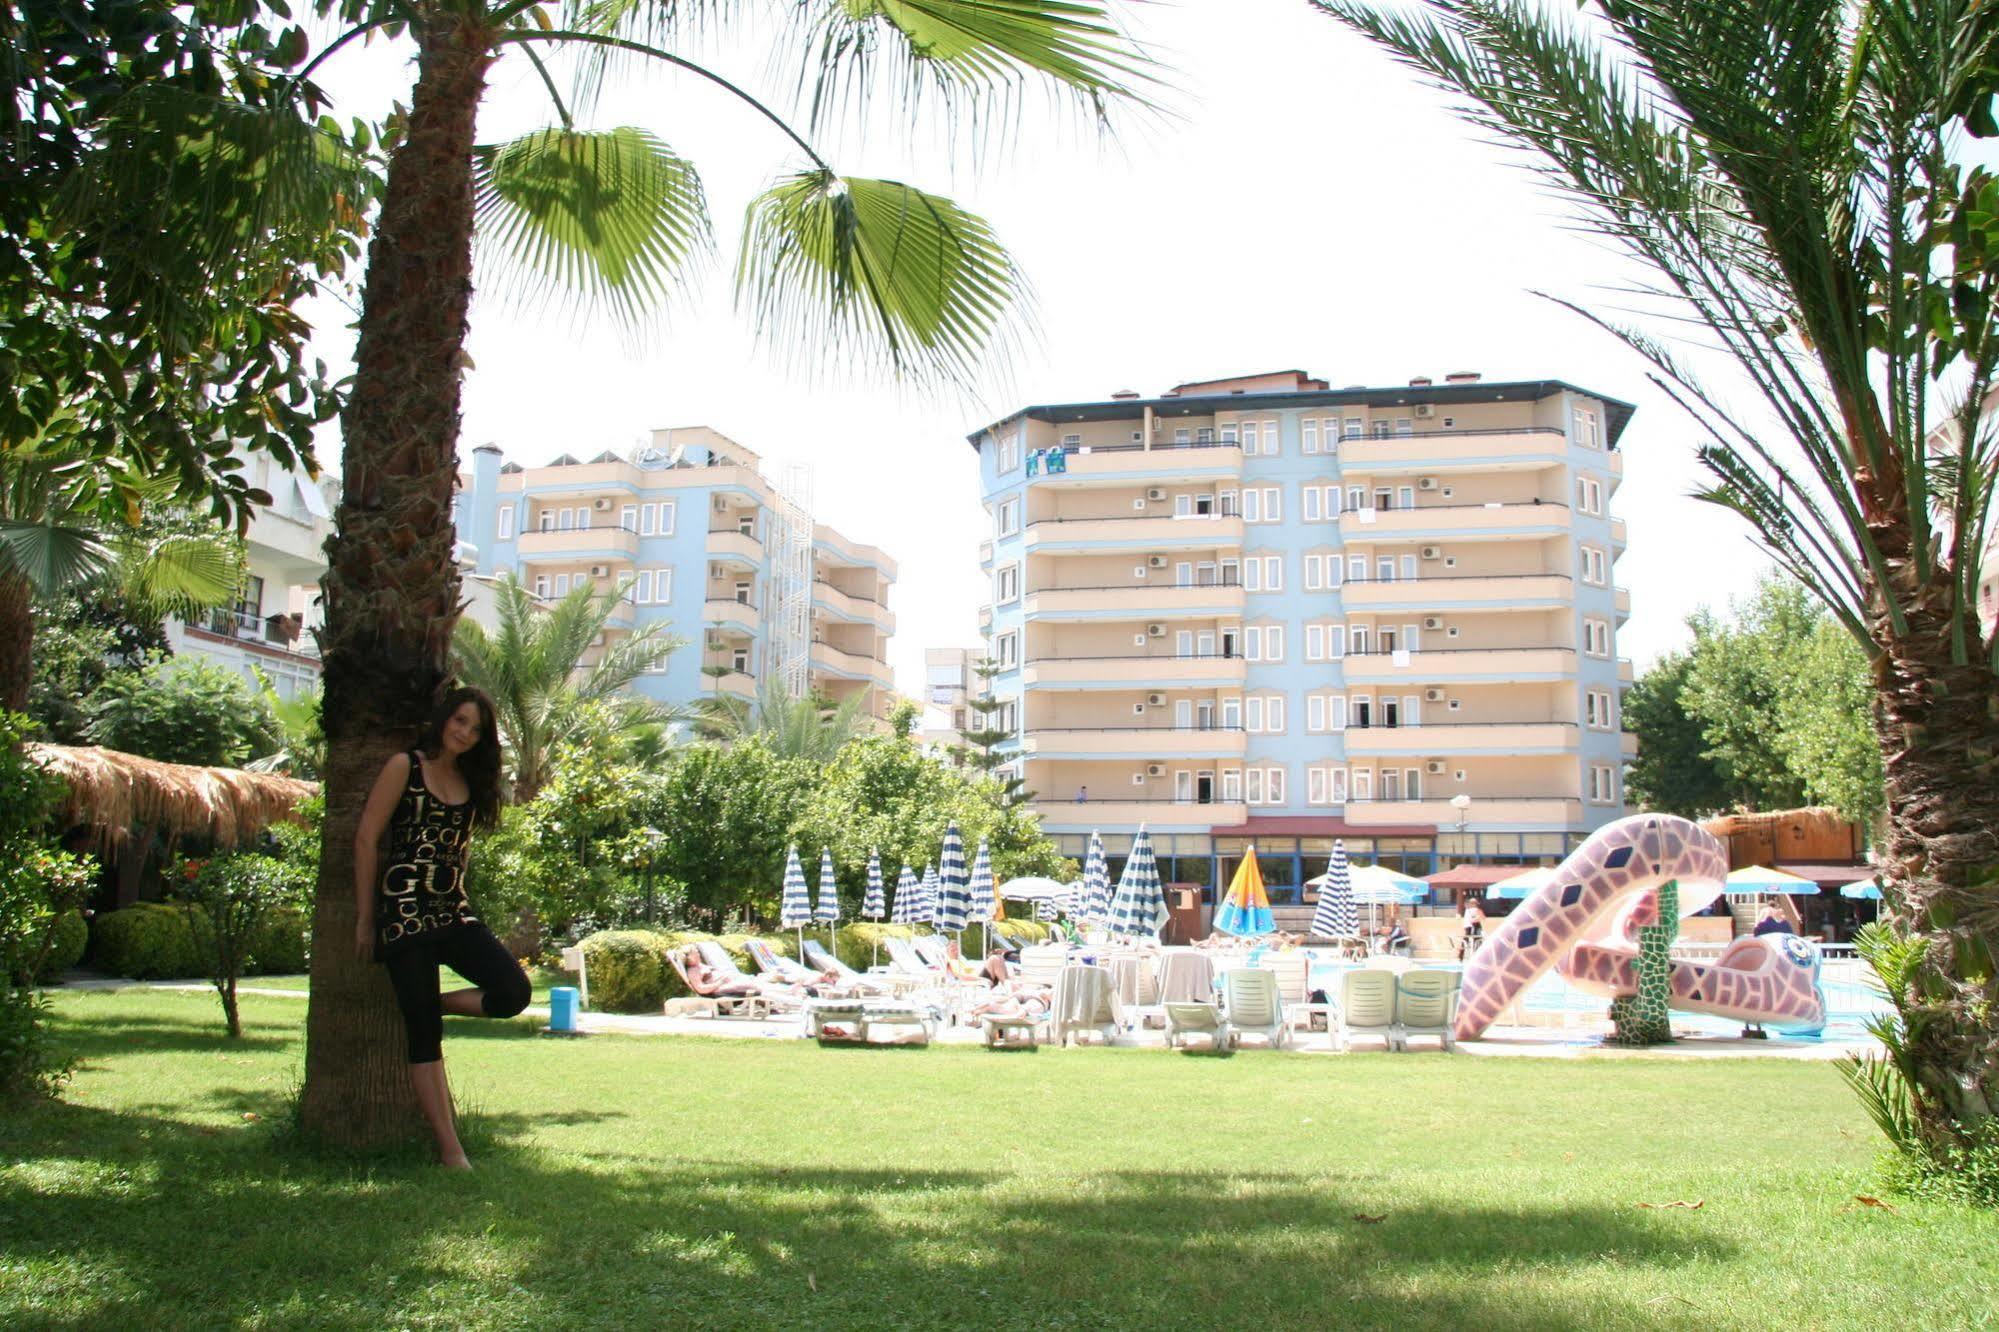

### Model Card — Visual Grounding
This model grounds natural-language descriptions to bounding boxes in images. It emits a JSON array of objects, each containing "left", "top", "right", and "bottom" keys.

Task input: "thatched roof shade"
[{"left": 27, "top": 744, "right": 318, "bottom": 851}]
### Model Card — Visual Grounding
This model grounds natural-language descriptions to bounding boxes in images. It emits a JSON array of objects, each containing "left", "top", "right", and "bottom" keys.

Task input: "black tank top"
[{"left": 375, "top": 750, "right": 478, "bottom": 956}]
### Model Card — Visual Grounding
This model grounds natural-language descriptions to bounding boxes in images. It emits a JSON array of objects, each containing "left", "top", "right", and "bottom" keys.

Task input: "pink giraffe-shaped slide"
[{"left": 1455, "top": 814, "right": 1828, "bottom": 1041}]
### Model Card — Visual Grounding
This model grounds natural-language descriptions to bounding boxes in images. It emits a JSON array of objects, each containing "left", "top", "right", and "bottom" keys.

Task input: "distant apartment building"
[
  {"left": 165, "top": 454, "right": 334, "bottom": 700},
  {"left": 919, "top": 646, "right": 979, "bottom": 755},
  {"left": 456, "top": 427, "right": 897, "bottom": 719},
  {"left": 968, "top": 369, "right": 1636, "bottom": 898}
]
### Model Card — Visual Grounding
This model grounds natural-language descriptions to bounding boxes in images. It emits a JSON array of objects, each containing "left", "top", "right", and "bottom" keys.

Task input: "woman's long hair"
[{"left": 417, "top": 686, "right": 504, "bottom": 830}]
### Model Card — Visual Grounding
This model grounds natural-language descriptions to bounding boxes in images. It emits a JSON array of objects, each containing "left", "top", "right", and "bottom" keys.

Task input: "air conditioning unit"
[
  {"left": 1422, "top": 616, "right": 1444, "bottom": 631},
  {"left": 1426, "top": 759, "right": 1446, "bottom": 775},
  {"left": 1132, "top": 498, "right": 1147, "bottom": 511},
  {"left": 1131, "top": 773, "right": 1147, "bottom": 786},
  {"left": 593, "top": 498, "right": 612, "bottom": 510},
  {"left": 591, "top": 564, "right": 610, "bottom": 578},
  {"left": 1420, "top": 545, "right": 1442, "bottom": 560},
  {"left": 1418, "top": 477, "right": 1438, "bottom": 491},
  {"left": 1146, "top": 692, "right": 1167, "bottom": 707},
  {"left": 1414, "top": 403, "right": 1435, "bottom": 419},
  {"left": 1147, "top": 623, "right": 1166, "bottom": 637},
  {"left": 1146, "top": 763, "right": 1166, "bottom": 777},
  {"left": 1148, "top": 554, "right": 1169, "bottom": 569},
  {"left": 1424, "top": 687, "right": 1446, "bottom": 703},
  {"left": 1146, "top": 487, "right": 1167, "bottom": 501}
]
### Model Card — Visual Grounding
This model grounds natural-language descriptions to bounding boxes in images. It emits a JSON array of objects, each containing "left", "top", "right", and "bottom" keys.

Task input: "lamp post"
[{"left": 639, "top": 826, "right": 665, "bottom": 925}]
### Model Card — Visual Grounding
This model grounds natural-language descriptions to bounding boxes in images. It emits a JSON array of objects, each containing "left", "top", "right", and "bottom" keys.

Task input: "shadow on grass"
[
  {"left": 50, "top": 1011, "right": 294, "bottom": 1060},
  {"left": 0, "top": 1095, "right": 1737, "bottom": 1332}
]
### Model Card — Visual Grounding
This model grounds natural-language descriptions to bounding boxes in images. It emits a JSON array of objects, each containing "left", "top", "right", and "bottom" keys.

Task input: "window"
[
  {"left": 1327, "top": 624, "right": 1346, "bottom": 659},
  {"left": 621, "top": 505, "right": 638, "bottom": 532},
  {"left": 1303, "top": 420, "right": 1319, "bottom": 455},
  {"left": 1400, "top": 554, "right": 1418, "bottom": 581},
  {"left": 1222, "top": 769, "right": 1242, "bottom": 802},
  {"left": 1222, "top": 697, "right": 1241, "bottom": 730},
  {"left": 496, "top": 506, "right": 514, "bottom": 541},
  {"left": 1304, "top": 554, "right": 1322, "bottom": 590},
  {"left": 1265, "top": 626, "right": 1284, "bottom": 661},
  {"left": 1395, "top": 418, "right": 1413, "bottom": 437},
  {"left": 633, "top": 570, "right": 655, "bottom": 604},
  {"left": 1261, "top": 421, "right": 1281, "bottom": 455},
  {"left": 735, "top": 580, "right": 752, "bottom": 605},
  {"left": 553, "top": 573, "right": 571, "bottom": 595},
  {"left": 1590, "top": 764, "right": 1618, "bottom": 803},
  {"left": 533, "top": 575, "right": 550, "bottom": 598},
  {"left": 1267, "top": 696, "right": 1285, "bottom": 733},
  {"left": 1352, "top": 626, "right": 1371, "bottom": 656},
  {"left": 1261, "top": 486, "right": 1281, "bottom": 522},
  {"left": 1305, "top": 624, "right": 1324, "bottom": 661},
  {"left": 574, "top": 506, "right": 591, "bottom": 531},
  {"left": 1244, "top": 626, "right": 1263, "bottom": 661},
  {"left": 1303, "top": 487, "right": 1321, "bottom": 523},
  {"left": 995, "top": 432, "right": 1022, "bottom": 472},
  {"left": 1328, "top": 695, "right": 1348, "bottom": 730},
  {"left": 1174, "top": 427, "right": 1192, "bottom": 445},
  {"left": 1260, "top": 555, "right": 1282, "bottom": 592},
  {"left": 641, "top": 504, "right": 657, "bottom": 535},
  {"left": 1581, "top": 545, "right": 1608, "bottom": 585},
  {"left": 1246, "top": 697, "right": 1265, "bottom": 733},
  {"left": 1381, "top": 769, "right": 1402, "bottom": 802},
  {"left": 1322, "top": 417, "right": 1342, "bottom": 454},
  {"left": 1266, "top": 766, "right": 1285, "bottom": 803},
  {"left": 655, "top": 568, "right": 674, "bottom": 603},
  {"left": 557, "top": 508, "right": 575, "bottom": 532},
  {"left": 1307, "top": 694, "right": 1325, "bottom": 732},
  {"left": 1574, "top": 407, "right": 1601, "bottom": 447},
  {"left": 1308, "top": 765, "right": 1327, "bottom": 803},
  {"left": 994, "top": 631, "right": 1019, "bottom": 669},
  {"left": 539, "top": 508, "right": 555, "bottom": 533},
  {"left": 1351, "top": 767, "right": 1373, "bottom": 801},
  {"left": 1243, "top": 559, "right": 1261, "bottom": 593},
  {"left": 1586, "top": 689, "right": 1614, "bottom": 729},
  {"left": 997, "top": 498, "right": 1020, "bottom": 536},
  {"left": 996, "top": 563, "right": 1020, "bottom": 603},
  {"left": 1405, "top": 769, "right": 1422, "bottom": 801},
  {"left": 732, "top": 647, "right": 750, "bottom": 673},
  {"left": 1348, "top": 554, "right": 1367, "bottom": 584},
  {"left": 1242, "top": 489, "right": 1261, "bottom": 524},
  {"left": 657, "top": 501, "right": 676, "bottom": 536},
  {"left": 1347, "top": 485, "right": 1367, "bottom": 512},
  {"left": 1343, "top": 417, "right": 1364, "bottom": 439},
  {"left": 1576, "top": 476, "right": 1603, "bottom": 515},
  {"left": 1246, "top": 768, "right": 1264, "bottom": 804},
  {"left": 1584, "top": 618, "right": 1611, "bottom": 657},
  {"left": 1329, "top": 766, "right": 1349, "bottom": 803}
]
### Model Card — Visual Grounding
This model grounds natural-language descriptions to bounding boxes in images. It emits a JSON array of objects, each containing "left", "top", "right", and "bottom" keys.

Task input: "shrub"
[
  {"left": 577, "top": 930, "right": 672, "bottom": 1013},
  {"left": 0, "top": 710, "right": 91, "bottom": 1097},
  {"left": 834, "top": 922, "right": 915, "bottom": 974},
  {"left": 90, "top": 902, "right": 212, "bottom": 979},
  {"left": 83, "top": 655, "right": 278, "bottom": 767},
  {"left": 247, "top": 906, "right": 310, "bottom": 974},
  {"left": 35, "top": 910, "right": 88, "bottom": 982}
]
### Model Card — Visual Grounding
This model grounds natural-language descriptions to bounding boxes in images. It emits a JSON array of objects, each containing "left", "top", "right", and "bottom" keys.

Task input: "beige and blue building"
[
  {"left": 968, "top": 368, "right": 1637, "bottom": 899},
  {"left": 457, "top": 427, "right": 896, "bottom": 720}
]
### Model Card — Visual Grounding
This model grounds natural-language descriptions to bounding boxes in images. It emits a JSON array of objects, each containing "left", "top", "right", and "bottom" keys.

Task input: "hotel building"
[
  {"left": 969, "top": 369, "right": 1636, "bottom": 900},
  {"left": 457, "top": 427, "right": 897, "bottom": 720}
]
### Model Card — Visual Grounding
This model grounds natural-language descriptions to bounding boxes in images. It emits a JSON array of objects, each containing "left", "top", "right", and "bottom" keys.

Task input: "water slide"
[{"left": 1455, "top": 814, "right": 1827, "bottom": 1041}]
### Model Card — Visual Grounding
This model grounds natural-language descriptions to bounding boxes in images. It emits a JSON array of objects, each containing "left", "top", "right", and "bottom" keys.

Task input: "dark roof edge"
[{"left": 964, "top": 378, "right": 1637, "bottom": 449}]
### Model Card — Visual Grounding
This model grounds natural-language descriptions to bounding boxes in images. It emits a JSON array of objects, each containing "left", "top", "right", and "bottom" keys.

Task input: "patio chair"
[
  {"left": 664, "top": 948, "right": 768, "bottom": 1020},
  {"left": 802, "top": 940, "right": 903, "bottom": 996},
  {"left": 1394, "top": 968, "right": 1463, "bottom": 1052},
  {"left": 745, "top": 937, "right": 823, "bottom": 987},
  {"left": 806, "top": 999, "right": 869, "bottom": 1044},
  {"left": 883, "top": 936, "right": 937, "bottom": 979},
  {"left": 1050, "top": 965, "right": 1122, "bottom": 1046},
  {"left": 1221, "top": 968, "right": 1289, "bottom": 1049},
  {"left": 1164, "top": 1000, "right": 1232, "bottom": 1052},
  {"left": 912, "top": 935, "right": 950, "bottom": 969},
  {"left": 1156, "top": 950, "right": 1216, "bottom": 1005},
  {"left": 1258, "top": 951, "right": 1319, "bottom": 1032},
  {"left": 1335, "top": 969, "right": 1399, "bottom": 1052},
  {"left": 1017, "top": 944, "right": 1069, "bottom": 990},
  {"left": 696, "top": 941, "right": 803, "bottom": 1012}
]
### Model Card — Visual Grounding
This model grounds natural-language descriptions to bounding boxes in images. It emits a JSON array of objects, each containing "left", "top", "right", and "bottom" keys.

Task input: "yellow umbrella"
[{"left": 1214, "top": 844, "right": 1275, "bottom": 937}]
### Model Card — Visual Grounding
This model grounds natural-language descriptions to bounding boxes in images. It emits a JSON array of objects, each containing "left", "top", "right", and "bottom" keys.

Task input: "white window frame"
[
  {"left": 1303, "top": 420, "right": 1319, "bottom": 455},
  {"left": 1351, "top": 767, "right": 1373, "bottom": 801},
  {"left": 994, "top": 631, "right": 1019, "bottom": 669},
  {"left": 620, "top": 504, "right": 637, "bottom": 533},
  {"left": 1262, "top": 555, "right": 1282, "bottom": 591},
  {"left": 1266, "top": 766, "right": 1285, "bottom": 803},
  {"left": 1222, "top": 769, "right": 1242, "bottom": 802},
  {"left": 1303, "top": 487, "right": 1322, "bottom": 523},
  {"left": 1267, "top": 696, "right": 1285, "bottom": 733},
  {"left": 1246, "top": 697, "right": 1265, "bottom": 733},
  {"left": 1242, "top": 489, "right": 1262, "bottom": 524},
  {"left": 1305, "top": 624, "right": 1324, "bottom": 661},
  {"left": 1246, "top": 768, "right": 1265, "bottom": 804},
  {"left": 1262, "top": 486, "right": 1281, "bottom": 522},
  {"left": 496, "top": 506, "right": 515, "bottom": 541},
  {"left": 1244, "top": 627, "right": 1263, "bottom": 662},
  {"left": 1329, "top": 695, "right": 1348, "bottom": 731},
  {"left": 1307, "top": 694, "right": 1326, "bottom": 732},
  {"left": 1222, "top": 697, "right": 1241, "bottom": 730},
  {"left": 1574, "top": 408, "right": 1601, "bottom": 448},
  {"left": 1243, "top": 559, "right": 1262, "bottom": 593},
  {"left": 1584, "top": 617, "right": 1610, "bottom": 657},
  {"left": 658, "top": 501, "right": 676, "bottom": 537},
  {"left": 1265, "top": 625, "right": 1285, "bottom": 662},
  {"left": 996, "top": 563, "right": 1021, "bottom": 604},
  {"left": 1308, "top": 766, "right": 1327, "bottom": 804},
  {"left": 1327, "top": 625, "right": 1346, "bottom": 659},
  {"left": 997, "top": 497, "right": 1020, "bottom": 536},
  {"left": 532, "top": 575, "right": 550, "bottom": 598},
  {"left": 633, "top": 570, "right": 655, "bottom": 605},
  {"left": 1329, "top": 766, "right": 1349, "bottom": 803}
]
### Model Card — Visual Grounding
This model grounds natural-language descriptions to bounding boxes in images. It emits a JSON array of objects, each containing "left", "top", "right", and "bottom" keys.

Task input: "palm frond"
[
  {"left": 473, "top": 126, "right": 713, "bottom": 326},
  {"left": 0, "top": 518, "right": 117, "bottom": 596},
  {"left": 736, "top": 168, "right": 1027, "bottom": 385},
  {"left": 116, "top": 529, "right": 246, "bottom": 619}
]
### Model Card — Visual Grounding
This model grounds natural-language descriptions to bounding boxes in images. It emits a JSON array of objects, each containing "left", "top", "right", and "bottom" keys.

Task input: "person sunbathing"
[
  {"left": 968, "top": 979, "right": 1052, "bottom": 1021},
  {"left": 678, "top": 947, "right": 759, "bottom": 999},
  {"left": 941, "top": 939, "right": 986, "bottom": 981}
]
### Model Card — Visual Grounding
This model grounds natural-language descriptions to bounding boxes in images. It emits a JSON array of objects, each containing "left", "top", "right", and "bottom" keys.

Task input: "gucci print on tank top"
[{"left": 376, "top": 750, "right": 478, "bottom": 955}]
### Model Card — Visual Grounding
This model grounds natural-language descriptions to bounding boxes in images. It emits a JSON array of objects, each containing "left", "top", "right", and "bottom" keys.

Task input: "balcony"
[
  {"left": 1025, "top": 441, "right": 1242, "bottom": 486},
  {"left": 978, "top": 540, "right": 993, "bottom": 567},
  {"left": 1338, "top": 501, "right": 1571, "bottom": 543},
  {"left": 1020, "top": 727, "right": 1248, "bottom": 760},
  {"left": 1611, "top": 518, "right": 1628, "bottom": 548},
  {"left": 518, "top": 525, "right": 639, "bottom": 560},
  {"left": 812, "top": 579, "right": 895, "bottom": 632},
  {"left": 707, "top": 529, "right": 763, "bottom": 566},
  {"left": 1023, "top": 655, "right": 1248, "bottom": 689},
  {"left": 810, "top": 640, "right": 893, "bottom": 685},
  {"left": 1341, "top": 647, "right": 1577, "bottom": 684},
  {"left": 815, "top": 526, "right": 893, "bottom": 573},
  {"left": 1031, "top": 797, "right": 1248, "bottom": 830},
  {"left": 1343, "top": 796, "right": 1588, "bottom": 828},
  {"left": 1022, "top": 583, "right": 1245, "bottom": 621},
  {"left": 1339, "top": 573, "right": 1573, "bottom": 613},
  {"left": 1614, "top": 586, "right": 1632, "bottom": 618},
  {"left": 978, "top": 603, "right": 993, "bottom": 632},
  {"left": 704, "top": 598, "right": 759, "bottom": 633},
  {"left": 1336, "top": 426, "right": 1569, "bottom": 474},
  {"left": 1342, "top": 722, "right": 1582, "bottom": 757},
  {"left": 1023, "top": 513, "right": 1243, "bottom": 553},
  {"left": 1618, "top": 657, "right": 1634, "bottom": 683}
]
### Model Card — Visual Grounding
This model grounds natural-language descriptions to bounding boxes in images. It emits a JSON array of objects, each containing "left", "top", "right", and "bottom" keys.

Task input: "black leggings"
[{"left": 382, "top": 924, "right": 532, "bottom": 1065}]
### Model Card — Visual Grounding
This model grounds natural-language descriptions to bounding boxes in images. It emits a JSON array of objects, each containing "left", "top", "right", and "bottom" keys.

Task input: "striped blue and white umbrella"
[
  {"left": 814, "top": 846, "right": 840, "bottom": 953},
  {"left": 862, "top": 849, "right": 885, "bottom": 920},
  {"left": 968, "top": 838, "right": 996, "bottom": 925},
  {"left": 1035, "top": 897, "right": 1057, "bottom": 922},
  {"left": 1310, "top": 839, "right": 1359, "bottom": 938},
  {"left": 935, "top": 822, "right": 970, "bottom": 935},
  {"left": 1080, "top": 830, "right": 1112, "bottom": 927},
  {"left": 779, "top": 844, "right": 812, "bottom": 955},
  {"left": 891, "top": 865, "right": 920, "bottom": 925},
  {"left": 921, "top": 864, "right": 940, "bottom": 926},
  {"left": 1106, "top": 825, "right": 1168, "bottom": 940}
]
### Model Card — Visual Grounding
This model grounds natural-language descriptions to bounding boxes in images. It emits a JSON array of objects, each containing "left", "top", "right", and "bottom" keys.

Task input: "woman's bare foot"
[{"left": 440, "top": 1152, "right": 473, "bottom": 1171}]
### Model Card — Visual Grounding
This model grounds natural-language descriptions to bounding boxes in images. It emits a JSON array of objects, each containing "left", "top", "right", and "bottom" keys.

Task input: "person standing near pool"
[
  {"left": 1459, "top": 895, "right": 1486, "bottom": 960},
  {"left": 353, "top": 687, "right": 530, "bottom": 1169}
]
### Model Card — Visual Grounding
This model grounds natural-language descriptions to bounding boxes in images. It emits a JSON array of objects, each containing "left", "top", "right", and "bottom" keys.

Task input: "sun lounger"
[
  {"left": 1221, "top": 967, "right": 1288, "bottom": 1048},
  {"left": 807, "top": 999, "right": 869, "bottom": 1043},
  {"left": 746, "top": 937, "right": 824, "bottom": 987},
  {"left": 1051, "top": 965, "right": 1122, "bottom": 1046},
  {"left": 802, "top": 940, "right": 902, "bottom": 995},
  {"left": 980, "top": 1011, "right": 1044, "bottom": 1049},
  {"left": 1394, "top": 968, "right": 1462, "bottom": 1052},
  {"left": 1017, "top": 943, "right": 1069, "bottom": 990},
  {"left": 1335, "top": 969, "right": 1398, "bottom": 1051},
  {"left": 1256, "top": 951, "right": 1318, "bottom": 1032},
  {"left": 665, "top": 949, "right": 769, "bottom": 1020},
  {"left": 696, "top": 941, "right": 803, "bottom": 1011},
  {"left": 912, "top": 936, "right": 949, "bottom": 969},
  {"left": 1164, "top": 1000, "right": 1232, "bottom": 1051}
]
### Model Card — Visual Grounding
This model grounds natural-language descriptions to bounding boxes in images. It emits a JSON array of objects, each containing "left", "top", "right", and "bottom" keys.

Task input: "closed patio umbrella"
[
  {"left": 1310, "top": 840, "right": 1358, "bottom": 938},
  {"left": 1081, "top": 830, "right": 1112, "bottom": 928},
  {"left": 891, "top": 865, "right": 920, "bottom": 925},
  {"left": 1106, "top": 825, "right": 1168, "bottom": 940},
  {"left": 815, "top": 846, "right": 841, "bottom": 951},
  {"left": 968, "top": 838, "right": 996, "bottom": 942},
  {"left": 861, "top": 849, "right": 886, "bottom": 966},
  {"left": 921, "top": 864, "right": 941, "bottom": 930},
  {"left": 779, "top": 844, "right": 812, "bottom": 958},
  {"left": 1213, "top": 844, "right": 1275, "bottom": 937}
]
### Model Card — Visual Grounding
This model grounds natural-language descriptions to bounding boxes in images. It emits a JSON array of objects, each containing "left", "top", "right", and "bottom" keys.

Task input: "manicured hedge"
[
  {"left": 87, "top": 902, "right": 312, "bottom": 980},
  {"left": 575, "top": 928, "right": 819, "bottom": 1012},
  {"left": 36, "top": 910, "right": 89, "bottom": 983}
]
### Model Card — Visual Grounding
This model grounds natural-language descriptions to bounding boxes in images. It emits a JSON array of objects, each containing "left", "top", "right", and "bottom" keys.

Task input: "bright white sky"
[{"left": 302, "top": 0, "right": 1780, "bottom": 696}]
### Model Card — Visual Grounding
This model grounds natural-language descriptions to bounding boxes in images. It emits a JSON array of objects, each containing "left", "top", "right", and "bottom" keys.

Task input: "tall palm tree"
[
  {"left": 696, "top": 672, "right": 867, "bottom": 763},
  {"left": 451, "top": 572, "right": 682, "bottom": 801},
  {"left": 297, "top": 1, "right": 1155, "bottom": 1145},
  {"left": 1315, "top": 0, "right": 1999, "bottom": 1156}
]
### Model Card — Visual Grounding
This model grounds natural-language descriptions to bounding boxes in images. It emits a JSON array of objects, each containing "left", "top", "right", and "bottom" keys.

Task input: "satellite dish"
[{"left": 664, "top": 441, "right": 685, "bottom": 468}]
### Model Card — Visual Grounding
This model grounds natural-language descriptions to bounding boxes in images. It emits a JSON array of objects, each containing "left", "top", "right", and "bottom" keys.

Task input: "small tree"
[
  {"left": 0, "top": 711, "right": 93, "bottom": 1097},
  {"left": 169, "top": 834, "right": 313, "bottom": 1038},
  {"left": 954, "top": 657, "right": 1030, "bottom": 806},
  {"left": 83, "top": 656, "right": 278, "bottom": 767}
]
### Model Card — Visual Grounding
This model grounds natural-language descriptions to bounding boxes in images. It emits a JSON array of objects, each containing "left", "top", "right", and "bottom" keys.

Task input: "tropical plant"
[
  {"left": 82, "top": 655, "right": 281, "bottom": 768},
  {"left": 168, "top": 838, "right": 315, "bottom": 1038},
  {"left": 246, "top": 681, "right": 326, "bottom": 781},
  {"left": 451, "top": 572, "right": 682, "bottom": 802},
  {"left": 0, "top": 710, "right": 91, "bottom": 1098},
  {"left": 27, "top": 579, "right": 179, "bottom": 743},
  {"left": 0, "top": 0, "right": 372, "bottom": 711},
  {"left": 299, "top": 0, "right": 1155, "bottom": 1147},
  {"left": 1319, "top": 0, "right": 1999, "bottom": 1171},
  {"left": 696, "top": 672, "right": 868, "bottom": 763},
  {"left": 953, "top": 655, "right": 1030, "bottom": 805}
]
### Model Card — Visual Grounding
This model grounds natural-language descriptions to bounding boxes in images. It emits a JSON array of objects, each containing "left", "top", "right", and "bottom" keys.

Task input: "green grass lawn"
[
  {"left": 4, "top": 990, "right": 1997, "bottom": 1331},
  {"left": 236, "top": 967, "right": 571, "bottom": 1005}
]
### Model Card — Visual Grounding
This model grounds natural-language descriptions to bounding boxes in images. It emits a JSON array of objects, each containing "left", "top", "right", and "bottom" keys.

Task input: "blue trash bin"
[{"left": 549, "top": 986, "right": 579, "bottom": 1033}]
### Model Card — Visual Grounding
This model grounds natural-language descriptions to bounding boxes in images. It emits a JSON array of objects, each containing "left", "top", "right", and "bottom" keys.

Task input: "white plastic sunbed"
[
  {"left": 1164, "top": 1000, "right": 1232, "bottom": 1051},
  {"left": 1221, "top": 967, "right": 1288, "bottom": 1049},
  {"left": 1394, "top": 968, "right": 1463, "bottom": 1052},
  {"left": 1335, "top": 969, "right": 1399, "bottom": 1051}
]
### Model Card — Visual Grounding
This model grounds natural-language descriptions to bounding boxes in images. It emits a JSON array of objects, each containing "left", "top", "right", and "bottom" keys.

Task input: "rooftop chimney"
[
  {"left": 1110, "top": 389, "right": 1140, "bottom": 401},
  {"left": 1408, "top": 376, "right": 1433, "bottom": 387},
  {"left": 1444, "top": 371, "right": 1482, "bottom": 384}
]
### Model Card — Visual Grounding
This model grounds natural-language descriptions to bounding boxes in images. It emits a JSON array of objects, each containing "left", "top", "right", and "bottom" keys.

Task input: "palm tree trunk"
[
  {"left": 0, "top": 570, "right": 34, "bottom": 714},
  {"left": 1873, "top": 590, "right": 1999, "bottom": 1146},
  {"left": 299, "top": 11, "right": 493, "bottom": 1149}
]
